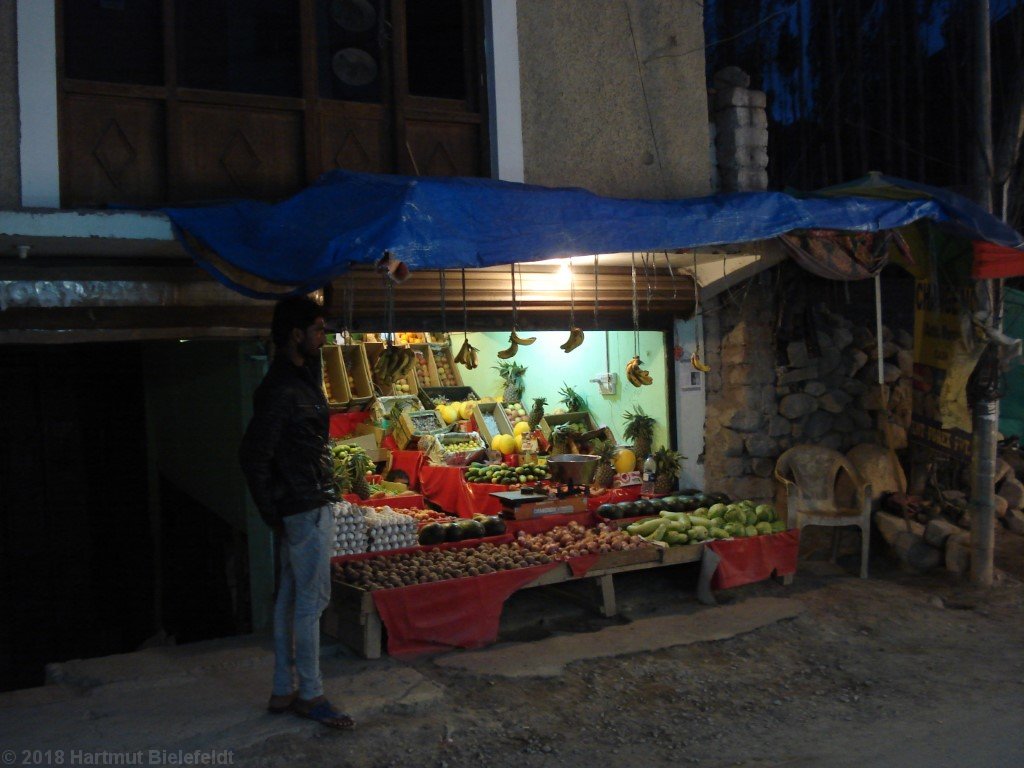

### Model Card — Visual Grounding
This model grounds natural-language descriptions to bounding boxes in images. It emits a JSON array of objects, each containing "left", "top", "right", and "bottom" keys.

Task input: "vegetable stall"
[{"left": 161, "top": 170, "right": 1024, "bottom": 658}]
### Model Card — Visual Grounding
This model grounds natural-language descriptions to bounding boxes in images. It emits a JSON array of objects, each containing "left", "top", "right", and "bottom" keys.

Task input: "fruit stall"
[{"left": 323, "top": 337, "right": 799, "bottom": 658}]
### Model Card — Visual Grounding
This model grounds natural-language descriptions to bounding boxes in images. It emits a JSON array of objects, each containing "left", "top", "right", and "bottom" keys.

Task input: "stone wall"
[
  {"left": 701, "top": 271, "right": 914, "bottom": 502},
  {"left": 710, "top": 67, "right": 768, "bottom": 192}
]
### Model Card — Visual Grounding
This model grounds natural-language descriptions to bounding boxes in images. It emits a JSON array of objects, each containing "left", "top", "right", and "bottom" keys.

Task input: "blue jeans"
[{"left": 272, "top": 504, "right": 336, "bottom": 700}]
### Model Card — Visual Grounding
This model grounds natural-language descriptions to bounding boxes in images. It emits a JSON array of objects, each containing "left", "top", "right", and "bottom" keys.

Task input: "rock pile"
[{"left": 774, "top": 304, "right": 914, "bottom": 455}]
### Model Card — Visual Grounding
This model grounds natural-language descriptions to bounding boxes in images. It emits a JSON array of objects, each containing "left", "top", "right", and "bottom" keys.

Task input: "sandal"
[
  {"left": 293, "top": 697, "right": 356, "bottom": 730},
  {"left": 267, "top": 692, "right": 297, "bottom": 714}
]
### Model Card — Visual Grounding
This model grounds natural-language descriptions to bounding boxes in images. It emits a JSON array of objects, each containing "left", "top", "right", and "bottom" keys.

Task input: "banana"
[
  {"left": 691, "top": 351, "right": 711, "bottom": 373},
  {"left": 625, "top": 355, "right": 652, "bottom": 387},
  {"left": 559, "top": 327, "right": 585, "bottom": 353},
  {"left": 496, "top": 340, "right": 519, "bottom": 359},
  {"left": 510, "top": 330, "right": 537, "bottom": 346},
  {"left": 455, "top": 339, "right": 480, "bottom": 369}
]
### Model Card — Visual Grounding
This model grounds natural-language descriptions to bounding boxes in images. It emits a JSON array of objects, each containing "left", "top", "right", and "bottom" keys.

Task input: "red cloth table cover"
[
  {"left": 388, "top": 450, "right": 427, "bottom": 490},
  {"left": 505, "top": 511, "right": 601, "bottom": 535},
  {"left": 466, "top": 482, "right": 507, "bottom": 516},
  {"left": 417, "top": 464, "right": 479, "bottom": 517},
  {"left": 371, "top": 562, "right": 560, "bottom": 656},
  {"left": 342, "top": 493, "right": 426, "bottom": 509},
  {"left": 329, "top": 411, "right": 371, "bottom": 438},
  {"left": 706, "top": 529, "right": 800, "bottom": 589},
  {"left": 587, "top": 485, "right": 642, "bottom": 511}
]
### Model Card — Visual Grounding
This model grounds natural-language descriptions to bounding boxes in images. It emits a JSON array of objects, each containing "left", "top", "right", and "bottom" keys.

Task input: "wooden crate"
[
  {"left": 340, "top": 344, "right": 373, "bottom": 402},
  {"left": 323, "top": 581, "right": 382, "bottom": 659},
  {"left": 419, "top": 386, "right": 480, "bottom": 409},
  {"left": 409, "top": 343, "right": 440, "bottom": 388},
  {"left": 426, "top": 431, "right": 487, "bottom": 466},
  {"left": 593, "top": 545, "right": 662, "bottom": 569},
  {"left": 321, "top": 345, "right": 351, "bottom": 407},
  {"left": 659, "top": 542, "right": 705, "bottom": 565},
  {"left": 370, "top": 395, "right": 423, "bottom": 426},
  {"left": 540, "top": 411, "right": 600, "bottom": 440},
  {"left": 393, "top": 408, "right": 450, "bottom": 450},
  {"left": 364, "top": 342, "right": 418, "bottom": 397},
  {"left": 472, "top": 401, "right": 514, "bottom": 446},
  {"left": 429, "top": 342, "right": 463, "bottom": 387}
]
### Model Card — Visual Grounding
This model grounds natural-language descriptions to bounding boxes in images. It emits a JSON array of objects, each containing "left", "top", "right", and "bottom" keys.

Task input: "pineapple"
[
  {"left": 623, "top": 406, "right": 656, "bottom": 460},
  {"left": 652, "top": 446, "right": 683, "bottom": 495},
  {"left": 592, "top": 440, "right": 617, "bottom": 489},
  {"left": 494, "top": 361, "right": 527, "bottom": 403},
  {"left": 551, "top": 423, "right": 573, "bottom": 455},
  {"left": 558, "top": 383, "right": 586, "bottom": 413},
  {"left": 528, "top": 397, "right": 547, "bottom": 429},
  {"left": 348, "top": 450, "right": 374, "bottom": 499}
]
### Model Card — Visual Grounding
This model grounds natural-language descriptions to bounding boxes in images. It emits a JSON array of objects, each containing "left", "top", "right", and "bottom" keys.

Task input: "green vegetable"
[
  {"left": 647, "top": 522, "right": 669, "bottom": 542},
  {"left": 710, "top": 526, "right": 730, "bottom": 539},
  {"left": 755, "top": 521, "right": 773, "bottom": 535},
  {"left": 633, "top": 518, "right": 663, "bottom": 537},
  {"left": 724, "top": 522, "right": 744, "bottom": 536},
  {"left": 744, "top": 525, "right": 759, "bottom": 537},
  {"left": 744, "top": 510, "right": 758, "bottom": 526},
  {"left": 708, "top": 503, "right": 727, "bottom": 517},
  {"left": 689, "top": 525, "right": 709, "bottom": 541},
  {"left": 770, "top": 520, "right": 787, "bottom": 533},
  {"left": 687, "top": 516, "right": 712, "bottom": 528}
]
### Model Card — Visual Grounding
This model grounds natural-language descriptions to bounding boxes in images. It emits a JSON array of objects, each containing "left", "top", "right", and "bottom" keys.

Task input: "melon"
[
  {"left": 513, "top": 421, "right": 531, "bottom": 436},
  {"left": 495, "top": 434, "right": 517, "bottom": 455},
  {"left": 458, "top": 401, "right": 476, "bottom": 420},
  {"left": 437, "top": 404, "right": 459, "bottom": 424},
  {"left": 613, "top": 448, "right": 636, "bottom": 474}
]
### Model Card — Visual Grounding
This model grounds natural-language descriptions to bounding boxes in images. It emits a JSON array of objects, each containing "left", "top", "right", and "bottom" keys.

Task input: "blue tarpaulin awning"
[{"left": 162, "top": 170, "right": 1024, "bottom": 298}]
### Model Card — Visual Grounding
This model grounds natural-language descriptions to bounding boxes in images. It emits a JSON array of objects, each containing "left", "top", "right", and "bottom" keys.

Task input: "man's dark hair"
[{"left": 271, "top": 295, "right": 325, "bottom": 347}]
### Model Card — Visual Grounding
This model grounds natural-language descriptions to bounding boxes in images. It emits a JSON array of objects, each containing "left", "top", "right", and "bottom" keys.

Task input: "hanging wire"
[
  {"left": 631, "top": 252, "right": 640, "bottom": 356},
  {"left": 568, "top": 257, "right": 576, "bottom": 328},
  {"left": 663, "top": 252, "right": 677, "bottom": 299},
  {"left": 438, "top": 270, "right": 448, "bottom": 336},
  {"left": 461, "top": 268, "right": 469, "bottom": 339},
  {"left": 593, "top": 254, "right": 600, "bottom": 329},
  {"left": 510, "top": 263, "right": 518, "bottom": 329},
  {"left": 343, "top": 277, "right": 355, "bottom": 333},
  {"left": 383, "top": 274, "right": 396, "bottom": 343}
]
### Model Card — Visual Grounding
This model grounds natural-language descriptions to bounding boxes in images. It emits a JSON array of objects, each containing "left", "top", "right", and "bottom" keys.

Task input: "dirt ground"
[{"left": 236, "top": 531, "right": 1024, "bottom": 768}]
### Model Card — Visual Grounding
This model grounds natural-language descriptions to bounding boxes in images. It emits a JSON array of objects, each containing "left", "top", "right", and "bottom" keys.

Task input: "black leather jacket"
[{"left": 240, "top": 355, "right": 334, "bottom": 527}]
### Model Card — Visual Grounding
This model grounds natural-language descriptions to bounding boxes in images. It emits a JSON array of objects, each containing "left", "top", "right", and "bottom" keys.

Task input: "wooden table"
[{"left": 324, "top": 543, "right": 704, "bottom": 659}]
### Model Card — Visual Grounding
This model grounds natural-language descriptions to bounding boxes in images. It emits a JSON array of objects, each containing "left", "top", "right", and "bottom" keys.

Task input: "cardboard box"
[
  {"left": 471, "top": 401, "right": 514, "bottom": 446},
  {"left": 393, "top": 409, "right": 450, "bottom": 450},
  {"left": 370, "top": 395, "right": 423, "bottom": 426},
  {"left": 340, "top": 344, "right": 373, "bottom": 402},
  {"left": 427, "top": 431, "right": 487, "bottom": 466},
  {"left": 614, "top": 470, "right": 642, "bottom": 488},
  {"left": 429, "top": 343, "right": 463, "bottom": 387},
  {"left": 363, "top": 342, "right": 417, "bottom": 397},
  {"left": 409, "top": 343, "right": 440, "bottom": 388},
  {"left": 540, "top": 411, "right": 599, "bottom": 440},
  {"left": 338, "top": 428, "right": 378, "bottom": 454},
  {"left": 321, "top": 345, "right": 351, "bottom": 407},
  {"left": 419, "top": 386, "right": 480, "bottom": 409},
  {"left": 500, "top": 494, "right": 587, "bottom": 521}
]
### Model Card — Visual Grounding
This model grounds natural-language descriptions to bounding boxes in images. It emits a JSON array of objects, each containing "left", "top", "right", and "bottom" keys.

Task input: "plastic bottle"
[{"left": 641, "top": 454, "right": 657, "bottom": 497}]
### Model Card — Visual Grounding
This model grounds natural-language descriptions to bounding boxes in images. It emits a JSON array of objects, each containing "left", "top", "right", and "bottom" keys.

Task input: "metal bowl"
[{"left": 546, "top": 454, "right": 600, "bottom": 486}]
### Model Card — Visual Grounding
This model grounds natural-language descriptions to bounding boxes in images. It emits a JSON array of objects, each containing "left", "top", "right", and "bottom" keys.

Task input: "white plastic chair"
[{"left": 774, "top": 445, "right": 872, "bottom": 578}]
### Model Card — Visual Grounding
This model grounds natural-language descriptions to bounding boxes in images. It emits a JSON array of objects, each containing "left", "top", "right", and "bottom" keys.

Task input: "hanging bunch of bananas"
[
  {"left": 626, "top": 355, "right": 653, "bottom": 387},
  {"left": 690, "top": 349, "right": 711, "bottom": 373},
  {"left": 453, "top": 338, "right": 480, "bottom": 369},
  {"left": 373, "top": 345, "right": 415, "bottom": 386},
  {"left": 496, "top": 330, "right": 536, "bottom": 359},
  {"left": 559, "top": 327, "right": 585, "bottom": 353}
]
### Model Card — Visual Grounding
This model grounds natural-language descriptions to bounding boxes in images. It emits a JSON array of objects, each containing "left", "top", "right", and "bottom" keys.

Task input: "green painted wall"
[
  {"left": 457, "top": 330, "right": 671, "bottom": 453},
  {"left": 144, "top": 340, "right": 274, "bottom": 630}
]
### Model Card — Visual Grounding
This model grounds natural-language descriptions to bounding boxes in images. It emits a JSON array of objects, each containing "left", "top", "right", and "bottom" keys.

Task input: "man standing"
[{"left": 239, "top": 295, "right": 354, "bottom": 730}]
